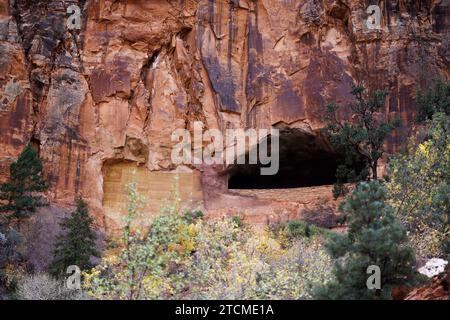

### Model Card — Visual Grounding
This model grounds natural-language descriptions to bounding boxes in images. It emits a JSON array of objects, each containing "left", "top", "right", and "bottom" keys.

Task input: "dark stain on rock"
[
  {"left": 227, "top": 1, "right": 234, "bottom": 70},
  {"left": 432, "top": 0, "right": 450, "bottom": 33},
  {"left": 388, "top": 81, "right": 399, "bottom": 113},
  {"left": 198, "top": 0, "right": 241, "bottom": 112},
  {"left": 201, "top": 46, "right": 240, "bottom": 112},
  {"left": 300, "top": 32, "right": 315, "bottom": 46},
  {"left": 246, "top": 2, "right": 268, "bottom": 105},
  {"left": 399, "top": 84, "right": 415, "bottom": 123},
  {"left": 65, "top": 138, "right": 74, "bottom": 188},
  {"left": 273, "top": 80, "right": 305, "bottom": 122},
  {"left": 248, "top": 2, "right": 263, "bottom": 54},
  {"left": 209, "top": 0, "right": 215, "bottom": 28},
  {"left": 7, "top": 93, "right": 29, "bottom": 130},
  {"left": 303, "top": 50, "right": 354, "bottom": 122}
]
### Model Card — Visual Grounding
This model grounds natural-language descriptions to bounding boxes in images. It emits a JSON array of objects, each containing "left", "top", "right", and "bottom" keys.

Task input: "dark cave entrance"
[{"left": 227, "top": 128, "right": 346, "bottom": 189}]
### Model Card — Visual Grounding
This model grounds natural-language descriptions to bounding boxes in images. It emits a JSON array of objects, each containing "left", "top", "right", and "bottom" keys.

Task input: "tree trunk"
[{"left": 372, "top": 160, "right": 378, "bottom": 180}]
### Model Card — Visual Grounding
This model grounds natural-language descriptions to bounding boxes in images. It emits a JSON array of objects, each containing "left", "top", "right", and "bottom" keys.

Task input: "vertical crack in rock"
[{"left": 141, "top": 48, "right": 161, "bottom": 133}]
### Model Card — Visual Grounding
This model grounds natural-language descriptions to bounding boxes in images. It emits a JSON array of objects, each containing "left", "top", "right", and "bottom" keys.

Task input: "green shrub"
[
  {"left": 183, "top": 210, "right": 204, "bottom": 224},
  {"left": 285, "top": 220, "right": 334, "bottom": 239},
  {"left": 415, "top": 78, "right": 450, "bottom": 122},
  {"left": 231, "top": 215, "right": 244, "bottom": 228}
]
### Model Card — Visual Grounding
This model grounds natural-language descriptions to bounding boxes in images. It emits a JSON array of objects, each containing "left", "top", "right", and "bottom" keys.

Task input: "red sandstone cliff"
[{"left": 0, "top": 0, "right": 448, "bottom": 232}]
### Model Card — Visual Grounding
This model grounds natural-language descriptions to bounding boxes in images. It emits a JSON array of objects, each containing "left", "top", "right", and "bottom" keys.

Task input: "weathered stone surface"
[
  {"left": 0, "top": 0, "right": 33, "bottom": 158},
  {"left": 103, "top": 162, "right": 203, "bottom": 233},
  {"left": 0, "top": 0, "right": 448, "bottom": 233},
  {"left": 405, "top": 265, "right": 450, "bottom": 300},
  {"left": 419, "top": 258, "right": 449, "bottom": 278}
]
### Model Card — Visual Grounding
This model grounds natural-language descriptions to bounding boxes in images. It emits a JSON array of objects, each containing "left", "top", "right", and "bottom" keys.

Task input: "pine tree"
[
  {"left": 314, "top": 181, "right": 417, "bottom": 300},
  {"left": 0, "top": 144, "right": 48, "bottom": 223},
  {"left": 50, "top": 198, "right": 99, "bottom": 277},
  {"left": 325, "top": 86, "right": 401, "bottom": 196}
]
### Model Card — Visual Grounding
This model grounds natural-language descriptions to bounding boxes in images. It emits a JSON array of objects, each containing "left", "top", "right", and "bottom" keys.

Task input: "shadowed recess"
[{"left": 228, "top": 128, "right": 344, "bottom": 189}]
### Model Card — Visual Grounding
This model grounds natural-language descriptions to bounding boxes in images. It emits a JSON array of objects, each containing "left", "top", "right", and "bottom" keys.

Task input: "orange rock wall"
[{"left": 0, "top": 0, "right": 448, "bottom": 232}]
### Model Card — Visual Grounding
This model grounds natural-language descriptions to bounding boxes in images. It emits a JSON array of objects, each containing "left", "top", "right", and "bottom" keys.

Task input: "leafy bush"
[
  {"left": 285, "top": 220, "right": 334, "bottom": 240},
  {"left": 415, "top": 78, "right": 450, "bottom": 122},
  {"left": 1, "top": 262, "right": 26, "bottom": 294},
  {"left": 189, "top": 226, "right": 332, "bottom": 299},
  {"left": 0, "top": 228, "right": 23, "bottom": 267},
  {"left": 183, "top": 210, "right": 204, "bottom": 224},
  {"left": 83, "top": 181, "right": 196, "bottom": 300},
  {"left": 85, "top": 214, "right": 330, "bottom": 300},
  {"left": 387, "top": 112, "right": 450, "bottom": 258},
  {"left": 83, "top": 183, "right": 333, "bottom": 300},
  {"left": 0, "top": 227, "right": 25, "bottom": 292},
  {"left": 231, "top": 215, "right": 244, "bottom": 228}
]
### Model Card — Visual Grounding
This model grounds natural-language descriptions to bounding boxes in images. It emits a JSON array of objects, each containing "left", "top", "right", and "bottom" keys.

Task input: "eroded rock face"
[
  {"left": 0, "top": 0, "right": 448, "bottom": 232},
  {"left": 405, "top": 265, "right": 450, "bottom": 300}
]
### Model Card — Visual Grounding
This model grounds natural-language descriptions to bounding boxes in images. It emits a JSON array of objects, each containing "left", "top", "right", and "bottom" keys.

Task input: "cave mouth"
[{"left": 227, "top": 128, "right": 345, "bottom": 190}]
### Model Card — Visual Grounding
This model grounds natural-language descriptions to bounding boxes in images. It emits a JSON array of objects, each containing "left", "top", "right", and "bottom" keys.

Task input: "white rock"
[{"left": 418, "top": 258, "right": 448, "bottom": 278}]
